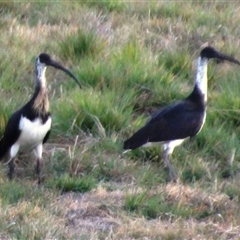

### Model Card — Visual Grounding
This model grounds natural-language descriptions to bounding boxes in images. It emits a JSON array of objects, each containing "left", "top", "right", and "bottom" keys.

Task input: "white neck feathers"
[
  {"left": 35, "top": 64, "right": 47, "bottom": 89},
  {"left": 195, "top": 57, "right": 208, "bottom": 102}
]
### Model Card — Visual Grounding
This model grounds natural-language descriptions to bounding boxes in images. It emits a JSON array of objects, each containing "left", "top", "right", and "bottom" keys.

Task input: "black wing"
[
  {"left": 124, "top": 99, "right": 205, "bottom": 150},
  {"left": 0, "top": 111, "right": 22, "bottom": 160},
  {"left": 0, "top": 98, "right": 52, "bottom": 160}
]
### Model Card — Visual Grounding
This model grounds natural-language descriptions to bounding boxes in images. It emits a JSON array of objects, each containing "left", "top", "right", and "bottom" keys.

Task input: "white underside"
[
  {"left": 10, "top": 116, "right": 52, "bottom": 159},
  {"left": 143, "top": 138, "right": 186, "bottom": 155},
  {"left": 123, "top": 138, "right": 186, "bottom": 155}
]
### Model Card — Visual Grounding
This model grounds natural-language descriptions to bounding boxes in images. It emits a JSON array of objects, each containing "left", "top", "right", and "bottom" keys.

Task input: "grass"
[{"left": 1, "top": 1, "right": 240, "bottom": 239}]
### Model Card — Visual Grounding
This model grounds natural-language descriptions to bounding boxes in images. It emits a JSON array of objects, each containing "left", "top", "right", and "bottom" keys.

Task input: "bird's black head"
[
  {"left": 200, "top": 46, "right": 240, "bottom": 65},
  {"left": 200, "top": 46, "right": 219, "bottom": 59},
  {"left": 36, "top": 53, "right": 82, "bottom": 88},
  {"left": 38, "top": 53, "right": 52, "bottom": 64}
]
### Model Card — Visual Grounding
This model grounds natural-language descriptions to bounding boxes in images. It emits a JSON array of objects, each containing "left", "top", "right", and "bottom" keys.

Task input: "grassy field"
[{"left": 1, "top": 1, "right": 240, "bottom": 239}]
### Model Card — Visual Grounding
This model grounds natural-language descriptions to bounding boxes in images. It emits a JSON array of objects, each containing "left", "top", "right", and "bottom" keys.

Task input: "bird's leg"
[
  {"left": 8, "top": 158, "right": 15, "bottom": 180},
  {"left": 162, "top": 147, "right": 178, "bottom": 182},
  {"left": 34, "top": 144, "right": 43, "bottom": 184},
  {"left": 36, "top": 158, "right": 42, "bottom": 184},
  {"left": 7, "top": 145, "right": 20, "bottom": 180}
]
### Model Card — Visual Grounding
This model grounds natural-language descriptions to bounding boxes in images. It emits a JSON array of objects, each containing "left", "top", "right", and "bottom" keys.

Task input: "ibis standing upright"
[
  {"left": 0, "top": 53, "right": 81, "bottom": 183},
  {"left": 123, "top": 46, "right": 240, "bottom": 181}
]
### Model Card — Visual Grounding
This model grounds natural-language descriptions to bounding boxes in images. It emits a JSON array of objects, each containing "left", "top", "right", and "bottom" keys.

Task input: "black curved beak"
[
  {"left": 216, "top": 52, "right": 240, "bottom": 65},
  {"left": 47, "top": 59, "right": 82, "bottom": 88},
  {"left": 201, "top": 47, "right": 240, "bottom": 65}
]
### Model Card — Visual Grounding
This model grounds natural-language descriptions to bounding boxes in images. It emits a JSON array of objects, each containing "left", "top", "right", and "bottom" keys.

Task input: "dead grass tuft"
[
  {"left": 164, "top": 182, "right": 236, "bottom": 217},
  {"left": 58, "top": 188, "right": 123, "bottom": 237}
]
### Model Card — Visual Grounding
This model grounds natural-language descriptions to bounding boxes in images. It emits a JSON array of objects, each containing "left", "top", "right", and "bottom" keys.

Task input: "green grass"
[
  {"left": 59, "top": 29, "right": 105, "bottom": 61},
  {"left": 80, "top": 0, "right": 126, "bottom": 12},
  {"left": 1, "top": 2, "right": 240, "bottom": 239},
  {"left": 124, "top": 189, "right": 219, "bottom": 220},
  {"left": 53, "top": 174, "right": 96, "bottom": 193}
]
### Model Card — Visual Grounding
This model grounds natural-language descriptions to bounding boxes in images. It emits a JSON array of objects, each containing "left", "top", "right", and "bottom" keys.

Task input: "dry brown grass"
[
  {"left": 1, "top": 135, "right": 240, "bottom": 239},
  {"left": 1, "top": 2, "right": 240, "bottom": 239},
  {"left": 51, "top": 182, "right": 240, "bottom": 239}
]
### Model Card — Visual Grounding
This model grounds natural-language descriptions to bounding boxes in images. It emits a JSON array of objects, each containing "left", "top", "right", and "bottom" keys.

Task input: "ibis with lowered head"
[
  {"left": 0, "top": 53, "right": 81, "bottom": 183},
  {"left": 123, "top": 46, "right": 240, "bottom": 181}
]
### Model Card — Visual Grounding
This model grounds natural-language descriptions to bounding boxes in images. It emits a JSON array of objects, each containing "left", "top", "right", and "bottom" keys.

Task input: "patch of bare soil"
[{"left": 58, "top": 187, "right": 124, "bottom": 238}]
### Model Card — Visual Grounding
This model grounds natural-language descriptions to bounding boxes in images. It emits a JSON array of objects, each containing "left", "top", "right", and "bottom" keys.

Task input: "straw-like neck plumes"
[
  {"left": 32, "top": 58, "right": 49, "bottom": 114},
  {"left": 195, "top": 57, "right": 208, "bottom": 103},
  {"left": 32, "top": 87, "right": 49, "bottom": 114}
]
